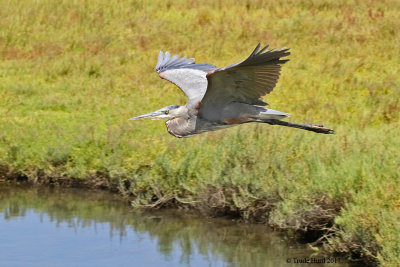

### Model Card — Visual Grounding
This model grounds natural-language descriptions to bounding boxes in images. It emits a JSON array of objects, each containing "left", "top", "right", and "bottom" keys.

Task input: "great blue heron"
[{"left": 130, "top": 44, "right": 334, "bottom": 137}]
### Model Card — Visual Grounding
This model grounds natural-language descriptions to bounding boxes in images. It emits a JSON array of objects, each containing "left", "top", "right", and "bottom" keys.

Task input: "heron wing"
[
  {"left": 199, "top": 44, "right": 290, "bottom": 120},
  {"left": 156, "top": 51, "right": 217, "bottom": 105}
]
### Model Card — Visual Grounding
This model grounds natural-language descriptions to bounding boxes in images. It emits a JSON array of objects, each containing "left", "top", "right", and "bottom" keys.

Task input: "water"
[{"left": 0, "top": 183, "right": 353, "bottom": 267}]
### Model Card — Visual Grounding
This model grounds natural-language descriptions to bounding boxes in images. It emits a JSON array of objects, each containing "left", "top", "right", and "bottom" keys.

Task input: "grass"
[{"left": 0, "top": 0, "right": 399, "bottom": 265}]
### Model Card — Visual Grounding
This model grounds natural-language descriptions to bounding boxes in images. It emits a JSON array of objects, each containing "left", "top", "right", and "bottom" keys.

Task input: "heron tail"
[{"left": 256, "top": 108, "right": 289, "bottom": 120}]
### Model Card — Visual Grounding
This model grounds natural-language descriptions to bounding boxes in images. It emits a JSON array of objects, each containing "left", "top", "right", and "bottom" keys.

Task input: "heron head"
[{"left": 129, "top": 105, "right": 181, "bottom": 121}]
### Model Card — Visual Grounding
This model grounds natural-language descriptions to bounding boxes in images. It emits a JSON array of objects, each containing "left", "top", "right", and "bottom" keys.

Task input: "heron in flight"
[{"left": 130, "top": 44, "right": 334, "bottom": 137}]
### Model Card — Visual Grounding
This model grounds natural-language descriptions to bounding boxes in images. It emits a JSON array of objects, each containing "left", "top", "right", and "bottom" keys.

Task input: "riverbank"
[
  {"left": 1, "top": 0, "right": 399, "bottom": 265},
  {"left": 2, "top": 125, "right": 399, "bottom": 267},
  {"left": 1, "top": 122, "right": 398, "bottom": 266},
  {"left": 2, "top": 183, "right": 337, "bottom": 267},
  {"left": 0, "top": 172, "right": 356, "bottom": 264}
]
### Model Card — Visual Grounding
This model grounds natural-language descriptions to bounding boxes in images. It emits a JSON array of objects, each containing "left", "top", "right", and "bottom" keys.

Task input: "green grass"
[{"left": 0, "top": 0, "right": 399, "bottom": 265}]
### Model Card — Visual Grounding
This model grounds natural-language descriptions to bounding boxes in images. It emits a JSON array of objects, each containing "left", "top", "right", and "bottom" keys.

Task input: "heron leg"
[{"left": 260, "top": 119, "right": 335, "bottom": 134}]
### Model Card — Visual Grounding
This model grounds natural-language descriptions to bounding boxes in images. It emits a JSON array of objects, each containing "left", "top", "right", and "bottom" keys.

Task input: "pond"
[{"left": 0, "top": 183, "right": 353, "bottom": 267}]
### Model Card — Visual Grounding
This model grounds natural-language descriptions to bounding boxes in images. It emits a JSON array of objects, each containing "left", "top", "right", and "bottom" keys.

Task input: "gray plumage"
[{"left": 130, "top": 44, "right": 334, "bottom": 137}]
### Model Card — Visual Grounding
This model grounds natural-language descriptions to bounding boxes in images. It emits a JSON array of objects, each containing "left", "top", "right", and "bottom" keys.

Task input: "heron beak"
[{"left": 129, "top": 111, "right": 164, "bottom": 120}]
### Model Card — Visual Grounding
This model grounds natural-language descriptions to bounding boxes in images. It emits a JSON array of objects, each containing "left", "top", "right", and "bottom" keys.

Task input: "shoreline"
[{"left": 0, "top": 168, "right": 370, "bottom": 266}]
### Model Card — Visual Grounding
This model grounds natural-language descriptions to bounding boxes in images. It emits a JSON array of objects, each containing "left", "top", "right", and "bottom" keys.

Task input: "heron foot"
[{"left": 309, "top": 124, "right": 335, "bottom": 134}]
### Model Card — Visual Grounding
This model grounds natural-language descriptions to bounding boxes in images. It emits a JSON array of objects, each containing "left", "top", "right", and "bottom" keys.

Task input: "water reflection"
[{"left": 0, "top": 184, "right": 350, "bottom": 267}]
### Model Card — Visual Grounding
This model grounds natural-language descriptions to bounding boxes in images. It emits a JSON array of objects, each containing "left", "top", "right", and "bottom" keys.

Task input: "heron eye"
[{"left": 164, "top": 110, "right": 169, "bottom": 114}]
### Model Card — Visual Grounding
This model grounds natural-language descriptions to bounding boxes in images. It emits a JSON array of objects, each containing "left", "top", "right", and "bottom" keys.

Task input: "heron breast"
[{"left": 165, "top": 118, "right": 194, "bottom": 138}]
